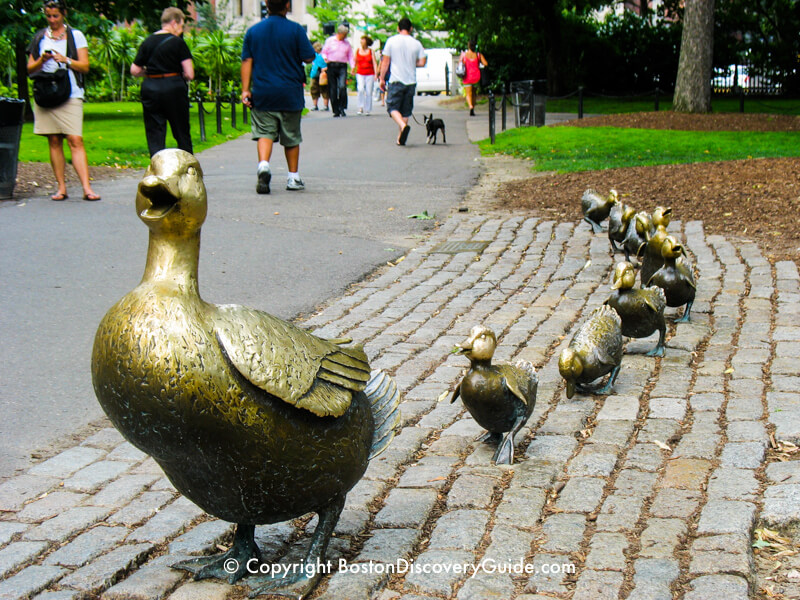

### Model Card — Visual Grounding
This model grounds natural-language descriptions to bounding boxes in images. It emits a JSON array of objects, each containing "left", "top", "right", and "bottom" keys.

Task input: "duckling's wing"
[
  {"left": 642, "top": 286, "right": 667, "bottom": 313},
  {"left": 676, "top": 257, "right": 697, "bottom": 289},
  {"left": 214, "top": 305, "right": 370, "bottom": 418},
  {"left": 498, "top": 362, "right": 537, "bottom": 406}
]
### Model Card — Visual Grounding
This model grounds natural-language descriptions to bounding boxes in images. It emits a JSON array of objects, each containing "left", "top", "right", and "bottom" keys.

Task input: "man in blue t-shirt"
[{"left": 241, "top": 0, "right": 315, "bottom": 193}]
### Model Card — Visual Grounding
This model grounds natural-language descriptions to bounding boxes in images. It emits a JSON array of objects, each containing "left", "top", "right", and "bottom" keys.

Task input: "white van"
[{"left": 416, "top": 48, "right": 456, "bottom": 95}]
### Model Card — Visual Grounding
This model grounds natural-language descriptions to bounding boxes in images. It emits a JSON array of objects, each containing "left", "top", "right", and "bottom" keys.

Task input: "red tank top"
[{"left": 355, "top": 50, "right": 375, "bottom": 75}]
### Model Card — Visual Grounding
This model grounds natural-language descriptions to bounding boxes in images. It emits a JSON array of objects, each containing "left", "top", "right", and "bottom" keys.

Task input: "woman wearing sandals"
[
  {"left": 461, "top": 40, "right": 488, "bottom": 117},
  {"left": 27, "top": 0, "right": 100, "bottom": 201}
]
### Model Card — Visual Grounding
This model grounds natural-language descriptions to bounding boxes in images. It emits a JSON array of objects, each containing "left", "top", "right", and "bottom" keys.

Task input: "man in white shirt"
[{"left": 378, "top": 17, "right": 426, "bottom": 145}]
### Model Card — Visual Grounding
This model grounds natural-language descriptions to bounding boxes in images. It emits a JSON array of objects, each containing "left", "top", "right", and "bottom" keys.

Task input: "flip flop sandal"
[
  {"left": 51, "top": 192, "right": 68, "bottom": 201},
  {"left": 83, "top": 193, "right": 102, "bottom": 201}
]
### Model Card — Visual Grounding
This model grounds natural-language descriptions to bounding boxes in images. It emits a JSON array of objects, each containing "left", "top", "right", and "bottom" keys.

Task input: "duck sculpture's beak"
[
  {"left": 138, "top": 174, "right": 180, "bottom": 222},
  {"left": 565, "top": 381, "right": 576, "bottom": 399}
]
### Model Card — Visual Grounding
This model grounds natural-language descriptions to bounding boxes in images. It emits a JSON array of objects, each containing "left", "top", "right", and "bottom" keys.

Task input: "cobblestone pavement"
[{"left": 2, "top": 162, "right": 800, "bottom": 599}]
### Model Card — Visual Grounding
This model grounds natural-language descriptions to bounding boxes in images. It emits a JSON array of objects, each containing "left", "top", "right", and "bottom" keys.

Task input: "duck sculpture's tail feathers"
[{"left": 365, "top": 370, "right": 401, "bottom": 460}]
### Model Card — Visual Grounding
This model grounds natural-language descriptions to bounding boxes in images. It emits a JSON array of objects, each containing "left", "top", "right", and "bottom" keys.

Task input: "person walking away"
[
  {"left": 26, "top": 0, "right": 100, "bottom": 201},
  {"left": 378, "top": 17, "right": 426, "bottom": 146},
  {"left": 461, "top": 40, "right": 487, "bottom": 116},
  {"left": 241, "top": 0, "right": 315, "bottom": 193},
  {"left": 321, "top": 24, "right": 353, "bottom": 117},
  {"left": 309, "top": 41, "right": 329, "bottom": 111},
  {"left": 353, "top": 35, "right": 377, "bottom": 115},
  {"left": 131, "top": 8, "right": 194, "bottom": 156}
]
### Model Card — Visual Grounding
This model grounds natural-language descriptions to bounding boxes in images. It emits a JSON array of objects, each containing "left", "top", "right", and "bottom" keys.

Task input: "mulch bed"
[{"left": 494, "top": 112, "right": 800, "bottom": 265}]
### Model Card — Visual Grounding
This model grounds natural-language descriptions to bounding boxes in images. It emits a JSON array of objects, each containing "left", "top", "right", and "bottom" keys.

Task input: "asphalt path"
[{"left": 0, "top": 94, "right": 479, "bottom": 480}]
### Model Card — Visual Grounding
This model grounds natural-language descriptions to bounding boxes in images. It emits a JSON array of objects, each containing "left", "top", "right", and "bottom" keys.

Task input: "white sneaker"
[
  {"left": 286, "top": 177, "right": 305, "bottom": 191},
  {"left": 256, "top": 166, "right": 271, "bottom": 194}
]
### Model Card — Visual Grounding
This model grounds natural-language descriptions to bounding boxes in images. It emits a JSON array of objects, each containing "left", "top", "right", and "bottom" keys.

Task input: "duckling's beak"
[
  {"left": 138, "top": 174, "right": 180, "bottom": 222},
  {"left": 611, "top": 277, "right": 622, "bottom": 290},
  {"left": 565, "top": 381, "right": 575, "bottom": 399}
]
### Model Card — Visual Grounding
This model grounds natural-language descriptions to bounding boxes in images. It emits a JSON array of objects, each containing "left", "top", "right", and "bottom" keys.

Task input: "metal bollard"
[
  {"left": 501, "top": 89, "right": 507, "bottom": 131},
  {"left": 445, "top": 62, "right": 450, "bottom": 96},
  {"left": 197, "top": 96, "right": 207, "bottom": 142},
  {"left": 215, "top": 93, "right": 223, "bottom": 135},
  {"left": 578, "top": 86, "right": 584, "bottom": 119},
  {"left": 243, "top": 103, "right": 248, "bottom": 126},
  {"left": 230, "top": 91, "right": 237, "bottom": 129},
  {"left": 489, "top": 91, "right": 496, "bottom": 144}
]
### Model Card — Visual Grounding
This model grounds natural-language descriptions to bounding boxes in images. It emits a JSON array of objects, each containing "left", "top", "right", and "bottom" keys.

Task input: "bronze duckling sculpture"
[
  {"left": 647, "top": 234, "right": 697, "bottom": 323},
  {"left": 639, "top": 206, "right": 673, "bottom": 285},
  {"left": 559, "top": 305, "right": 623, "bottom": 399},
  {"left": 605, "top": 261, "right": 667, "bottom": 357},
  {"left": 622, "top": 211, "right": 653, "bottom": 264},
  {"left": 450, "top": 326, "right": 537, "bottom": 465},
  {"left": 91, "top": 149, "right": 400, "bottom": 599},
  {"left": 581, "top": 188, "right": 618, "bottom": 233},
  {"left": 608, "top": 202, "right": 636, "bottom": 253}
]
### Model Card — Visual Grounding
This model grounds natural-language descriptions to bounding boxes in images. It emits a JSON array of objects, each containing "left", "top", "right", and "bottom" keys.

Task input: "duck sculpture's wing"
[
  {"left": 641, "top": 286, "right": 667, "bottom": 313},
  {"left": 497, "top": 362, "right": 537, "bottom": 405},
  {"left": 214, "top": 305, "right": 371, "bottom": 418},
  {"left": 676, "top": 257, "right": 698, "bottom": 289}
]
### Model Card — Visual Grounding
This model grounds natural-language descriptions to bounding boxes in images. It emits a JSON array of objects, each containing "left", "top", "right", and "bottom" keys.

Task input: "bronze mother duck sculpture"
[
  {"left": 581, "top": 188, "right": 618, "bottom": 233},
  {"left": 450, "top": 326, "right": 537, "bottom": 465},
  {"left": 605, "top": 261, "right": 667, "bottom": 357},
  {"left": 647, "top": 234, "right": 697, "bottom": 323},
  {"left": 91, "top": 150, "right": 400, "bottom": 599},
  {"left": 559, "top": 305, "right": 623, "bottom": 398}
]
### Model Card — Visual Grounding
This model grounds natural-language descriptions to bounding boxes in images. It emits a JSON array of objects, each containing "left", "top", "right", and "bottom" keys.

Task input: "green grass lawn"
[
  {"left": 19, "top": 101, "right": 248, "bottom": 167},
  {"left": 544, "top": 95, "right": 800, "bottom": 115},
  {"left": 480, "top": 126, "right": 800, "bottom": 173}
]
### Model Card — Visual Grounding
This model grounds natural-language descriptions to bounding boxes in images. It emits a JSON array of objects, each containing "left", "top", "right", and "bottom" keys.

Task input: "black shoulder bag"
[{"left": 30, "top": 27, "right": 80, "bottom": 108}]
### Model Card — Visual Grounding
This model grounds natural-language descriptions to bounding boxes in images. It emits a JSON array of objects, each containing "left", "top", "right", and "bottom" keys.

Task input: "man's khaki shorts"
[{"left": 250, "top": 109, "right": 303, "bottom": 147}]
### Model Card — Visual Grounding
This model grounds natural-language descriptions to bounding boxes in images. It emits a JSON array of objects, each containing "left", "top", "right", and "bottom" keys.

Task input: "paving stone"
[
  {"left": 648, "top": 397, "right": 687, "bottom": 421},
  {"left": 63, "top": 461, "right": 132, "bottom": 493},
  {"left": 427, "top": 434, "right": 472, "bottom": 456},
  {"left": 483, "top": 525, "right": 535, "bottom": 564},
  {"left": 629, "top": 558, "right": 680, "bottom": 600},
  {"left": 638, "top": 419, "right": 682, "bottom": 445},
  {"left": 768, "top": 392, "right": 800, "bottom": 443},
  {"left": 566, "top": 447, "right": 618, "bottom": 477},
  {"left": 106, "top": 443, "right": 148, "bottom": 463},
  {"left": 24, "top": 506, "right": 111, "bottom": 543},
  {"left": 126, "top": 498, "right": 205, "bottom": 544},
  {"left": 586, "top": 420, "right": 635, "bottom": 447},
  {"left": 727, "top": 420, "right": 768, "bottom": 444},
  {"left": 428, "top": 510, "right": 489, "bottom": 550},
  {"left": 374, "top": 488, "right": 438, "bottom": 528},
  {"left": 86, "top": 474, "right": 162, "bottom": 508},
  {"left": 660, "top": 459, "right": 712, "bottom": 490},
  {"left": 639, "top": 518, "right": 686, "bottom": 558},
  {"left": 555, "top": 477, "right": 606, "bottom": 513},
  {"left": 766, "top": 462, "right": 800, "bottom": 485},
  {"left": 167, "top": 581, "right": 232, "bottom": 600},
  {"left": 0, "top": 522, "right": 28, "bottom": 546},
  {"left": 457, "top": 572, "right": 514, "bottom": 600},
  {"left": 673, "top": 433, "right": 721, "bottom": 459},
  {"left": 16, "top": 491, "right": 88, "bottom": 524},
  {"left": 0, "top": 565, "right": 67, "bottom": 599},
  {"left": 81, "top": 428, "right": 126, "bottom": 450},
  {"left": 524, "top": 435, "right": 577, "bottom": 465},
  {"left": 707, "top": 468, "right": 759, "bottom": 501},
  {"left": 397, "top": 456, "right": 459, "bottom": 489},
  {"left": 101, "top": 553, "right": 189, "bottom": 600},
  {"left": 689, "top": 392, "right": 724, "bottom": 412},
  {"left": 32, "top": 591, "right": 82, "bottom": 600},
  {"left": 404, "top": 549, "right": 474, "bottom": 595},
  {"left": 684, "top": 574, "right": 749, "bottom": 600},
  {"left": 613, "top": 469, "right": 657, "bottom": 497},
  {"left": 596, "top": 494, "right": 643, "bottom": 532},
  {"left": 585, "top": 533, "right": 628, "bottom": 570},
  {"left": 696, "top": 500, "right": 756, "bottom": 535},
  {"left": 45, "top": 526, "right": 129, "bottom": 567},
  {"left": 541, "top": 514, "right": 585, "bottom": 553},
  {"left": 0, "top": 541, "right": 49, "bottom": 578},
  {"left": 720, "top": 442, "right": 766, "bottom": 469},
  {"left": 358, "top": 529, "right": 420, "bottom": 563},
  {"left": 0, "top": 475, "right": 60, "bottom": 512},
  {"left": 761, "top": 484, "right": 800, "bottom": 527},
  {"left": 524, "top": 553, "right": 574, "bottom": 595},
  {"left": 28, "top": 446, "right": 107, "bottom": 478},
  {"left": 650, "top": 488, "right": 702, "bottom": 519},
  {"left": 316, "top": 568, "right": 388, "bottom": 600},
  {"left": 167, "top": 520, "right": 234, "bottom": 557},
  {"left": 624, "top": 443, "right": 665, "bottom": 472},
  {"left": 108, "top": 491, "right": 175, "bottom": 527},
  {"left": 571, "top": 570, "right": 623, "bottom": 600},
  {"left": 447, "top": 474, "right": 497, "bottom": 509},
  {"left": 58, "top": 543, "right": 153, "bottom": 593},
  {"left": 538, "top": 410, "right": 588, "bottom": 435},
  {"left": 494, "top": 487, "right": 547, "bottom": 529},
  {"left": 596, "top": 395, "right": 639, "bottom": 421}
]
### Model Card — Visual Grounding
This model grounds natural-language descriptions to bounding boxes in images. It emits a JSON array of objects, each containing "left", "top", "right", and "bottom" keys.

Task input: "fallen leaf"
[
  {"left": 653, "top": 440, "right": 671, "bottom": 451},
  {"left": 437, "top": 390, "right": 450, "bottom": 403}
]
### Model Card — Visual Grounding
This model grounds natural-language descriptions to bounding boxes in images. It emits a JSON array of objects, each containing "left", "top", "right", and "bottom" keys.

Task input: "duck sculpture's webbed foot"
[
  {"left": 492, "top": 415, "right": 527, "bottom": 465},
  {"left": 675, "top": 301, "right": 693, "bottom": 323},
  {"left": 646, "top": 328, "right": 667, "bottom": 357},
  {"left": 584, "top": 217, "right": 603, "bottom": 234},
  {"left": 249, "top": 496, "right": 345, "bottom": 600},
  {"left": 595, "top": 366, "right": 621, "bottom": 395},
  {"left": 173, "top": 523, "right": 260, "bottom": 584},
  {"left": 477, "top": 431, "right": 502, "bottom": 445},
  {"left": 609, "top": 239, "right": 621, "bottom": 253}
]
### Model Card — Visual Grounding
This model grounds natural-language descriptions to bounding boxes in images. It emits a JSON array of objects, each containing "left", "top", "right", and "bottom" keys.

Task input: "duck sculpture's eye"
[{"left": 187, "top": 167, "right": 197, "bottom": 176}]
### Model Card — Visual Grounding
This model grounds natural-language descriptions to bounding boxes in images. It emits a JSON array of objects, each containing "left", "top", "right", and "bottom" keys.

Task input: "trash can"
[
  {"left": 510, "top": 80, "right": 546, "bottom": 127},
  {"left": 0, "top": 98, "right": 26, "bottom": 200}
]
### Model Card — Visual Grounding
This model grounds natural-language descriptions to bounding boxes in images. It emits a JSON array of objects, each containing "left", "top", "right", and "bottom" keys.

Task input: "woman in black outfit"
[{"left": 131, "top": 7, "right": 195, "bottom": 156}]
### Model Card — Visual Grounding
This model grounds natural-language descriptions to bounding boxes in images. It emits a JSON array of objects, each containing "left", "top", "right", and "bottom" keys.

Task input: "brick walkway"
[{"left": 1, "top": 190, "right": 799, "bottom": 598}]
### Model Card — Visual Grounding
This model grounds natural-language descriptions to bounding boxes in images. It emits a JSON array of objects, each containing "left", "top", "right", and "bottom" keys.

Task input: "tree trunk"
[
  {"left": 673, "top": 0, "right": 715, "bottom": 113},
  {"left": 15, "top": 40, "right": 32, "bottom": 121}
]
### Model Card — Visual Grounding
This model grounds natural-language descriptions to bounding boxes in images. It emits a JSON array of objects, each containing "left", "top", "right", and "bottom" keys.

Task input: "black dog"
[{"left": 424, "top": 114, "right": 446, "bottom": 145}]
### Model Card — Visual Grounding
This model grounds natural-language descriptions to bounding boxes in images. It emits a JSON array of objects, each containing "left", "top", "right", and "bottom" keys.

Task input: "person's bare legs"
[
  {"left": 47, "top": 135, "right": 68, "bottom": 198},
  {"left": 284, "top": 145, "right": 299, "bottom": 173},
  {"left": 257, "top": 137, "right": 274, "bottom": 162},
  {"left": 390, "top": 110, "right": 409, "bottom": 144},
  {"left": 65, "top": 134, "right": 98, "bottom": 198}
]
